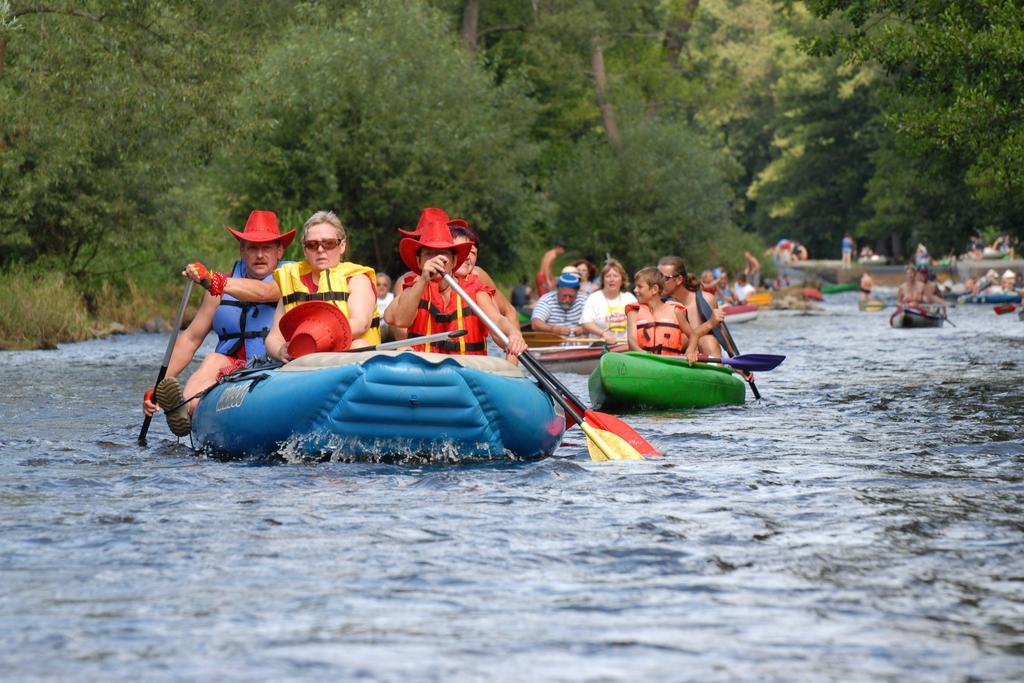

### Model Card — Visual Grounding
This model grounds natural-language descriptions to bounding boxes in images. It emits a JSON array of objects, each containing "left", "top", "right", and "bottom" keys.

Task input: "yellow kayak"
[{"left": 746, "top": 291, "right": 773, "bottom": 306}]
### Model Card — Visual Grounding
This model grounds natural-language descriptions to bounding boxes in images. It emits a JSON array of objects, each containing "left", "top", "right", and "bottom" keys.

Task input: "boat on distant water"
[
  {"left": 889, "top": 306, "right": 944, "bottom": 329},
  {"left": 723, "top": 303, "right": 759, "bottom": 323},
  {"left": 859, "top": 299, "right": 887, "bottom": 312},
  {"left": 821, "top": 283, "right": 858, "bottom": 294},
  {"left": 958, "top": 292, "right": 1021, "bottom": 305}
]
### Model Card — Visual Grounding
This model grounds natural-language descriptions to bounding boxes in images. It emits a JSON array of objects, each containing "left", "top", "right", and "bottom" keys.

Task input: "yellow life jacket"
[{"left": 274, "top": 261, "right": 381, "bottom": 346}]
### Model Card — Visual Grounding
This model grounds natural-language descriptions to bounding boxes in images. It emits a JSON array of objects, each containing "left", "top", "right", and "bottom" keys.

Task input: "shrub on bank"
[
  {"left": 0, "top": 267, "right": 91, "bottom": 350},
  {"left": 0, "top": 266, "right": 187, "bottom": 350}
]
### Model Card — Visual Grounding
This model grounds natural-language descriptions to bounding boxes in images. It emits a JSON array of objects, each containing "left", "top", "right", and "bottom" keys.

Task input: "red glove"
[
  {"left": 144, "top": 388, "right": 155, "bottom": 404},
  {"left": 208, "top": 270, "right": 227, "bottom": 297},
  {"left": 190, "top": 262, "right": 212, "bottom": 287},
  {"left": 190, "top": 262, "right": 227, "bottom": 296}
]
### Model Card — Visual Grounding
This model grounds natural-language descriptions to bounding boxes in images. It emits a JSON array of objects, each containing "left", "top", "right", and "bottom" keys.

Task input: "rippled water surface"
[{"left": 2, "top": 294, "right": 1023, "bottom": 681}]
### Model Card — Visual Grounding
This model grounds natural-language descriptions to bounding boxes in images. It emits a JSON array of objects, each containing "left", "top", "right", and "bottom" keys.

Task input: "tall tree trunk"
[
  {"left": 591, "top": 37, "right": 621, "bottom": 149},
  {"left": 0, "top": 35, "right": 6, "bottom": 80},
  {"left": 461, "top": 0, "right": 480, "bottom": 53},
  {"left": 663, "top": 0, "right": 700, "bottom": 68}
]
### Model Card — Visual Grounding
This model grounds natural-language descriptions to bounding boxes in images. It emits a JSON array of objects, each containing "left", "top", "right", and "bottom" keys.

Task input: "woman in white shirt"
[{"left": 581, "top": 259, "right": 637, "bottom": 343}]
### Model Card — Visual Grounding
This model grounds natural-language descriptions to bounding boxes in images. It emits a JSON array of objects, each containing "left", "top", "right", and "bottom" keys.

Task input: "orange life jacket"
[
  {"left": 628, "top": 301, "right": 687, "bottom": 355},
  {"left": 403, "top": 274, "right": 494, "bottom": 354}
]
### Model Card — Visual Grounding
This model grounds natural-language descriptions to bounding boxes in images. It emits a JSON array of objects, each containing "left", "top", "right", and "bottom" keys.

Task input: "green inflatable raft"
[{"left": 588, "top": 351, "right": 746, "bottom": 411}]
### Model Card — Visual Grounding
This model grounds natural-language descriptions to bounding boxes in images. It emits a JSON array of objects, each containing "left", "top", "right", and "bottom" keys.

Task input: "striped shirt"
[{"left": 531, "top": 290, "right": 588, "bottom": 326}]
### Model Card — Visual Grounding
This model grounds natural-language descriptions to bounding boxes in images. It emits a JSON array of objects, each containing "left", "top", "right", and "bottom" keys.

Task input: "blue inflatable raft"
[{"left": 190, "top": 351, "right": 565, "bottom": 462}]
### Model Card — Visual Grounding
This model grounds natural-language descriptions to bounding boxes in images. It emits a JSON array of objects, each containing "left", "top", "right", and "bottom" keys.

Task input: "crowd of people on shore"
[
  {"left": 145, "top": 208, "right": 762, "bottom": 436},
  {"left": 841, "top": 233, "right": 1020, "bottom": 270}
]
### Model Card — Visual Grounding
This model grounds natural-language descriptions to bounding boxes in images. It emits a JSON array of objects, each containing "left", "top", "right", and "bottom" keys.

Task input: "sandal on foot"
[{"left": 156, "top": 377, "right": 191, "bottom": 437}]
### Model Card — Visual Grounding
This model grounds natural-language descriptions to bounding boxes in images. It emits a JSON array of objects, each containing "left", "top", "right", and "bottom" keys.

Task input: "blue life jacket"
[{"left": 212, "top": 260, "right": 283, "bottom": 360}]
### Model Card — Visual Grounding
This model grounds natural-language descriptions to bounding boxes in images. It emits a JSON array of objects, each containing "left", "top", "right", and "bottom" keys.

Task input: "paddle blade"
[
  {"left": 723, "top": 354, "right": 786, "bottom": 372},
  {"left": 583, "top": 409, "right": 660, "bottom": 456},
  {"left": 581, "top": 422, "right": 644, "bottom": 461}
]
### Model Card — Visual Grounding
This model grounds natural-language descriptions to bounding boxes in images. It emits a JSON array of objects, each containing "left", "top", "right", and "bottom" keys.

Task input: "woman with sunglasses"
[{"left": 265, "top": 210, "right": 381, "bottom": 361}]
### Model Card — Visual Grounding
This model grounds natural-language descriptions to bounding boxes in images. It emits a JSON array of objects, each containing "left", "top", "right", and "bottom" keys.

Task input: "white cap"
[
  {"left": 1002, "top": 269, "right": 1016, "bottom": 279},
  {"left": 561, "top": 265, "right": 579, "bottom": 274}
]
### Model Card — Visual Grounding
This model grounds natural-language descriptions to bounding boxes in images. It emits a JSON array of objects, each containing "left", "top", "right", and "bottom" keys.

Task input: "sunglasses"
[{"left": 303, "top": 238, "right": 342, "bottom": 251}]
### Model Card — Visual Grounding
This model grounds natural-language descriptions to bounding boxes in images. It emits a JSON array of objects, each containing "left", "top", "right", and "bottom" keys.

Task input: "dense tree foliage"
[
  {"left": 3, "top": 0, "right": 1022, "bottom": 300},
  {"left": 220, "top": 0, "right": 541, "bottom": 273},
  {"left": 0, "top": 2, "right": 299, "bottom": 281},
  {"left": 805, "top": 0, "right": 1024, "bottom": 250}
]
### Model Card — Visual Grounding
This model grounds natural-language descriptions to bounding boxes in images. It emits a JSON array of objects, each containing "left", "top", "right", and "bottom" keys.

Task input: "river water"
[{"left": 2, "top": 293, "right": 1022, "bottom": 682}]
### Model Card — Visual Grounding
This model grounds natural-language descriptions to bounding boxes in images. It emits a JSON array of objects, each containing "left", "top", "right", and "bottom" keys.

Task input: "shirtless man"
[
  {"left": 657, "top": 255, "right": 725, "bottom": 356},
  {"left": 917, "top": 266, "right": 945, "bottom": 305},
  {"left": 896, "top": 266, "right": 919, "bottom": 306},
  {"left": 743, "top": 250, "right": 761, "bottom": 287},
  {"left": 859, "top": 271, "right": 874, "bottom": 303}
]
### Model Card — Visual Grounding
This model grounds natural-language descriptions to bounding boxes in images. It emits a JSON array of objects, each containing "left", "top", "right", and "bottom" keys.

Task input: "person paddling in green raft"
[{"left": 625, "top": 267, "right": 711, "bottom": 365}]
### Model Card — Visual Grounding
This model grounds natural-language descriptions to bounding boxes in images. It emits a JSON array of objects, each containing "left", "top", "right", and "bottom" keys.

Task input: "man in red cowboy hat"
[
  {"left": 144, "top": 209, "right": 294, "bottom": 437},
  {"left": 384, "top": 208, "right": 526, "bottom": 359}
]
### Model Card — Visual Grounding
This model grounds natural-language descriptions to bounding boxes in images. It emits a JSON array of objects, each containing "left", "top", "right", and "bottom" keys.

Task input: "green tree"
[
  {"left": 806, "top": 0, "right": 1024, "bottom": 210},
  {"left": 220, "top": 0, "right": 541, "bottom": 275},
  {"left": 744, "top": 5, "right": 881, "bottom": 258},
  {"left": 548, "top": 121, "right": 748, "bottom": 273},
  {"left": 0, "top": 1, "right": 298, "bottom": 283}
]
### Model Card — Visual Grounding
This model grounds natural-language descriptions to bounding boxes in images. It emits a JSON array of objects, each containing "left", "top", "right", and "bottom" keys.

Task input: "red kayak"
[
  {"left": 801, "top": 288, "right": 823, "bottom": 301},
  {"left": 528, "top": 342, "right": 626, "bottom": 375}
]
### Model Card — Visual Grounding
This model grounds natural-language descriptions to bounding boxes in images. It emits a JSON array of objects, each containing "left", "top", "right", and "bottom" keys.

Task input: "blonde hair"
[{"left": 302, "top": 210, "right": 346, "bottom": 243}]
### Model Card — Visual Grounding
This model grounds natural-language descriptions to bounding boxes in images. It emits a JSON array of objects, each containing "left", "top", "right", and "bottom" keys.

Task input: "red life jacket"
[
  {"left": 628, "top": 301, "right": 687, "bottom": 355},
  {"left": 402, "top": 274, "right": 494, "bottom": 354}
]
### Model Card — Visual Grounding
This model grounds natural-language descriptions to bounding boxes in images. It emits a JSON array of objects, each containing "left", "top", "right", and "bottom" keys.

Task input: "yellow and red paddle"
[{"left": 443, "top": 274, "right": 658, "bottom": 461}]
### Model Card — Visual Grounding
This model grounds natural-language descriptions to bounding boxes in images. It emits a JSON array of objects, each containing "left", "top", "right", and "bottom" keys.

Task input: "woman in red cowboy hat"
[
  {"left": 385, "top": 210, "right": 519, "bottom": 342},
  {"left": 265, "top": 210, "right": 381, "bottom": 361},
  {"left": 384, "top": 209, "right": 526, "bottom": 360},
  {"left": 145, "top": 209, "right": 294, "bottom": 436},
  {"left": 448, "top": 220, "right": 522, "bottom": 335}
]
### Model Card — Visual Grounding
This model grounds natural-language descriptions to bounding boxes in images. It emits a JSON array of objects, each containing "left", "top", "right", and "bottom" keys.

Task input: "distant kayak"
[
  {"left": 723, "top": 303, "right": 759, "bottom": 323},
  {"left": 859, "top": 299, "right": 887, "bottom": 312},
  {"left": 746, "top": 291, "right": 773, "bottom": 306},
  {"left": 801, "top": 288, "right": 824, "bottom": 301},
  {"left": 821, "top": 283, "right": 858, "bottom": 294},
  {"left": 588, "top": 351, "right": 745, "bottom": 411},
  {"left": 890, "top": 306, "right": 944, "bottom": 329},
  {"left": 958, "top": 292, "right": 1021, "bottom": 305}
]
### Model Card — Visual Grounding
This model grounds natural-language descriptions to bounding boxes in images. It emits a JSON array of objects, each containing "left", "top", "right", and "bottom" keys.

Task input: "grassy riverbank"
[{"left": 0, "top": 266, "right": 185, "bottom": 351}]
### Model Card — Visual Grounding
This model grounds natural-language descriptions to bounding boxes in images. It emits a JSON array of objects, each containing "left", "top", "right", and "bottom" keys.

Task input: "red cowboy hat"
[
  {"left": 396, "top": 207, "right": 451, "bottom": 237},
  {"left": 228, "top": 210, "right": 296, "bottom": 250},
  {"left": 279, "top": 302, "right": 352, "bottom": 358},
  {"left": 398, "top": 210, "right": 473, "bottom": 274}
]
